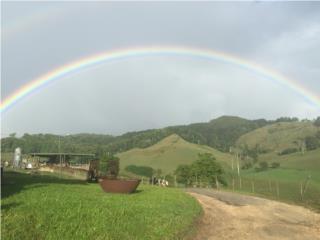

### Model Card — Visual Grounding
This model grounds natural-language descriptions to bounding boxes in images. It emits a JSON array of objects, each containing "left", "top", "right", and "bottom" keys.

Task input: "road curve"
[{"left": 187, "top": 189, "right": 320, "bottom": 240}]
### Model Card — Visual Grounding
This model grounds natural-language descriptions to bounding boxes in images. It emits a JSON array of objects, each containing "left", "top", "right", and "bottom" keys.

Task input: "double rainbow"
[{"left": 1, "top": 46, "right": 320, "bottom": 113}]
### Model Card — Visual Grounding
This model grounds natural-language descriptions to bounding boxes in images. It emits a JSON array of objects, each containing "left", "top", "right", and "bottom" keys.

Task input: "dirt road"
[{"left": 187, "top": 189, "right": 320, "bottom": 240}]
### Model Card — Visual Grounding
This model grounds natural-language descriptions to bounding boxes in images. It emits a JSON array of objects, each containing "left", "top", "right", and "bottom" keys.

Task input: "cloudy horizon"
[{"left": 2, "top": 1, "right": 320, "bottom": 137}]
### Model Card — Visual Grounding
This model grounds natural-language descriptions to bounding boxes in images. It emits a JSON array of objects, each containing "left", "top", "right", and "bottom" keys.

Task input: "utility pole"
[{"left": 59, "top": 135, "right": 62, "bottom": 178}]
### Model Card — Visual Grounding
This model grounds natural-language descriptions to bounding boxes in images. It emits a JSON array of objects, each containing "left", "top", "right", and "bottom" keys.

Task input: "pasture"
[
  {"left": 118, "top": 134, "right": 232, "bottom": 175},
  {"left": 1, "top": 170, "right": 202, "bottom": 240}
]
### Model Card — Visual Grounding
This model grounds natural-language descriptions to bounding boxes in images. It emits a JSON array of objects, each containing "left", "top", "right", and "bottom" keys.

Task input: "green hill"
[
  {"left": 1, "top": 116, "right": 270, "bottom": 156},
  {"left": 236, "top": 121, "right": 319, "bottom": 153},
  {"left": 117, "top": 134, "right": 232, "bottom": 175}
]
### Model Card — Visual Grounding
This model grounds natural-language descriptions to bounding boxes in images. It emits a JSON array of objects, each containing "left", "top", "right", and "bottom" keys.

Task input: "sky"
[{"left": 1, "top": 1, "right": 320, "bottom": 136}]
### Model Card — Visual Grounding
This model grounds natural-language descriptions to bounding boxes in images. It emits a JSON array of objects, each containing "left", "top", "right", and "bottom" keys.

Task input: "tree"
[
  {"left": 255, "top": 161, "right": 269, "bottom": 172},
  {"left": 305, "top": 136, "right": 319, "bottom": 151},
  {"left": 271, "top": 162, "right": 280, "bottom": 168},
  {"left": 9, "top": 133, "right": 16, "bottom": 138},
  {"left": 314, "top": 117, "right": 320, "bottom": 127},
  {"left": 175, "top": 165, "right": 192, "bottom": 185},
  {"left": 99, "top": 154, "right": 120, "bottom": 178},
  {"left": 175, "top": 153, "right": 226, "bottom": 187},
  {"left": 275, "top": 117, "right": 299, "bottom": 123}
]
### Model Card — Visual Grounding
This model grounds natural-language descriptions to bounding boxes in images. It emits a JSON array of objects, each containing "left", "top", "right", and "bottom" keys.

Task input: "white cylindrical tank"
[{"left": 13, "top": 147, "right": 22, "bottom": 167}]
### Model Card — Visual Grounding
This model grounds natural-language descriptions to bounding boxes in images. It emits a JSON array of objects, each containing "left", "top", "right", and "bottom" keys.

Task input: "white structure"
[
  {"left": 13, "top": 147, "right": 22, "bottom": 167},
  {"left": 26, "top": 163, "right": 33, "bottom": 169}
]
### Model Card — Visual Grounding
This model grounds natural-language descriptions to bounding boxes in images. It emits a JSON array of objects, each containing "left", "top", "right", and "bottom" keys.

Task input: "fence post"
[
  {"left": 268, "top": 180, "right": 272, "bottom": 193},
  {"left": 301, "top": 175, "right": 311, "bottom": 201},
  {"left": 215, "top": 175, "right": 219, "bottom": 190},
  {"left": 251, "top": 181, "right": 255, "bottom": 193},
  {"left": 232, "top": 177, "right": 235, "bottom": 192}
]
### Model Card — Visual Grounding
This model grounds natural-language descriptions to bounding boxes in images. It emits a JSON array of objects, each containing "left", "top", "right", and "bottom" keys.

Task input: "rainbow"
[{"left": 1, "top": 46, "right": 320, "bottom": 113}]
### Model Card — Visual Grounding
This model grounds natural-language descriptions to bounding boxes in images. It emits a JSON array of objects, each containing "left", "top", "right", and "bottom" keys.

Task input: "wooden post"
[
  {"left": 251, "top": 181, "right": 255, "bottom": 193},
  {"left": 237, "top": 154, "right": 240, "bottom": 177},
  {"left": 231, "top": 155, "right": 234, "bottom": 171},
  {"left": 268, "top": 180, "right": 272, "bottom": 192},
  {"left": 232, "top": 177, "right": 235, "bottom": 192},
  {"left": 174, "top": 175, "right": 177, "bottom": 188},
  {"left": 196, "top": 174, "right": 198, "bottom": 187},
  {"left": 276, "top": 181, "right": 279, "bottom": 198},
  {"left": 215, "top": 175, "right": 219, "bottom": 190},
  {"left": 302, "top": 175, "right": 311, "bottom": 200}
]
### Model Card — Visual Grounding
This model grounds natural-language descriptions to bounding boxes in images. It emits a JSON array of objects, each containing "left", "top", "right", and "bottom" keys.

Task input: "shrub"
[
  {"left": 305, "top": 136, "right": 320, "bottom": 151},
  {"left": 278, "top": 148, "right": 298, "bottom": 155},
  {"left": 99, "top": 154, "right": 119, "bottom": 178},
  {"left": 271, "top": 162, "right": 280, "bottom": 168},
  {"left": 314, "top": 117, "right": 320, "bottom": 127},
  {"left": 241, "top": 161, "right": 253, "bottom": 170},
  {"left": 255, "top": 161, "right": 269, "bottom": 172}
]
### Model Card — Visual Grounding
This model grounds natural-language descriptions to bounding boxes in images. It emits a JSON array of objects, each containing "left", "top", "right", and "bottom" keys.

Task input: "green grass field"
[
  {"left": 1, "top": 170, "right": 202, "bottom": 240},
  {"left": 236, "top": 121, "right": 319, "bottom": 152},
  {"left": 258, "top": 148, "right": 320, "bottom": 171},
  {"left": 118, "top": 134, "right": 232, "bottom": 175},
  {"left": 222, "top": 149, "right": 320, "bottom": 211}
]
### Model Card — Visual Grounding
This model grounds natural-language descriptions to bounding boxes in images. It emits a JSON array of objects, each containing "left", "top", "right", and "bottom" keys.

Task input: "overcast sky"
[{"left": 1, "top": 1, "right": 320, "bottom": 136}]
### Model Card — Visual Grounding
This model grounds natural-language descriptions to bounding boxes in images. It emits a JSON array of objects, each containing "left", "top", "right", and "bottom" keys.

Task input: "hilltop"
[{"left": 118, "top": 134, "right": 232, "bottom": 175}]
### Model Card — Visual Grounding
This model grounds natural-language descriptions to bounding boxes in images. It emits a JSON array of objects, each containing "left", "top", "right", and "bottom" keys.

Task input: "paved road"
[{"left": 187, "top": 188, "right": 320, "bottom": 240}]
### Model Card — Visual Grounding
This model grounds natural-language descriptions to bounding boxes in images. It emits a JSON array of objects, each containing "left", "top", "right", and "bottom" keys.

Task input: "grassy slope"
[
  {"left": 232, "top": 138, "right": 320, "bottom": 210},
  {"left": 236, "top": 121, "right": 319, "bottom": 152},
  {"left": 117, "top": 134, "right": 232, "bottom": 175},
  {"left": 1, "top": 170, "right": 202, "bottom": 240},
  {"left": 219, "top": 121, "right": 320, "bottom": 210}
]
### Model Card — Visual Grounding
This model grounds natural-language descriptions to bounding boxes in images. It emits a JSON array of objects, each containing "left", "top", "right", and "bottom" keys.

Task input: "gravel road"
[{"left": 187, "top": 188, "right": 320, "bottom": 240}]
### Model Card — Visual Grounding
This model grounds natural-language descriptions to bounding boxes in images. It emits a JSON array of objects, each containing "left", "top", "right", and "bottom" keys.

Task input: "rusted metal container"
[{"left": 99, "top": 178, "right": 141, "bottom": 193}]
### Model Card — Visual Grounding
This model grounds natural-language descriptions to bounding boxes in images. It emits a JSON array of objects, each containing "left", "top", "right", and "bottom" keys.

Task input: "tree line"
[{"left": 2, "top": 116, "right": 319, "bottom": 156}]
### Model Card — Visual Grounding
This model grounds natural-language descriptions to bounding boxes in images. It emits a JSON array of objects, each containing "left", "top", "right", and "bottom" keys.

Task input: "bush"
[
  {"left": 99, "top": 154, "right": 119, "bottom": 178},
  {"left": 241, "top": 162, "right": 253, "bottom": 170},
  {"left": 305, "top": 136, "right": 320, "bottom": 151},
  {"left": 271, "top": 162, "right": 280, "bottom": 168},
  {"left": 255, "top": 161, "right": 269, "bottom": 172},
  {"left": 278, "top": 148, "right": 298, "bottom": 155},
  {"left": 314, "top": 117, "right": 320, "bottom": 127}
]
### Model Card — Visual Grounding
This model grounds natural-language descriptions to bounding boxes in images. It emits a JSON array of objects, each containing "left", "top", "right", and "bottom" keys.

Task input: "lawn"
[{"left": 1, "top": 170, "right": 202, "bottom": 240}]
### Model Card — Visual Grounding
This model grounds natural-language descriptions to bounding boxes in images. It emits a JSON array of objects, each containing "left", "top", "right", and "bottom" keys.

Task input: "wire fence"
[{"left": 139, "top": 175, "right": 320, "bottom": 211}]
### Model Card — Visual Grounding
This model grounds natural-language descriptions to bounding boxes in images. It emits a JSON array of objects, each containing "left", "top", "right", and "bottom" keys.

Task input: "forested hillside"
[{"left": 1, "top": 116, "right": 317, "bottom": 156}]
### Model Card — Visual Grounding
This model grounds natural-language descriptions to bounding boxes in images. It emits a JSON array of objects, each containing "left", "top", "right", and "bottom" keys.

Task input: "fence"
[{"left": 139, "top": 175, "right": 320, "bottom": 211}]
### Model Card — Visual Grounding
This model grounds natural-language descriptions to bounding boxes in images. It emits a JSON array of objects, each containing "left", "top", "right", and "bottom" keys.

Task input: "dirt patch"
[{"left": 188, "top": 189, "right": 320, "bottom": 240}]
